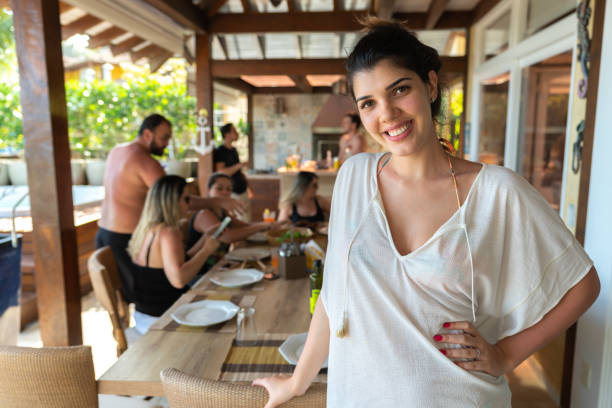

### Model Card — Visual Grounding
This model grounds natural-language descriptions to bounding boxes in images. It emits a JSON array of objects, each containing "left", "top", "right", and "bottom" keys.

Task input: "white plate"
[
  {"left": 210, "top": 268, "right": 264, "bottom": 288},
  {"left": 246, "top": 231, "right": 268, "bottom": 243},
  {"left": 226, "top": 247, "right": 270, "bottom": 261},
  {"left": 279, "top": 333, "right": 328, "bottom": 368},
  {"left": 171, "top": 300, "right": 239, "bottom": 327}
]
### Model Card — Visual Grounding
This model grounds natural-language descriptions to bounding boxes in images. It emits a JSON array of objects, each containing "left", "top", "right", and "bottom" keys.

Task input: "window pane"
[
  {"left": 478, "top": 73, "right": 509, "bottom": 165},
  {"left": 484, "top": 11, "right": 510, "bottom": 60},
  {"left": 519, "top": 52, "right": 572, "bottom": 210},
  {"left": 527, "top": 0, "right": 576, "bottom": 36}
]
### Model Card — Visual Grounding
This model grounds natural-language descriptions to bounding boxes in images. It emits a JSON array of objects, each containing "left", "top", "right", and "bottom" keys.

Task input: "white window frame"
[{"left": 469, "top": 0, "right": 577, "bottom": 188}]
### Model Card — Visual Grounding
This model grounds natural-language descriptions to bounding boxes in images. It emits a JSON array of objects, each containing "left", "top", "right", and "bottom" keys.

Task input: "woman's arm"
[
  {"left": 277, "top": 203, "right": 291, "bottom": 223},
  {"left": 160, "top": 227, "right": 220, "bottom": 288},
  {"left": 253, "top": 298, "right": 330, "bottom": 408},
  {"left": 437, "top": 267, "right": 600, "bottom": 376},
  {"left": 218, "top": 221, "right": 272, "bottom": 243},
  {"left": 188, "top": 195, "right": 245, "bottom": 217}
]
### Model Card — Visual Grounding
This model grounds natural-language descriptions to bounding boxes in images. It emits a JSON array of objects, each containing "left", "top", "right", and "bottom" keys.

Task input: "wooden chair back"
[
  {"left": 0, "top": 345, "right": 98, "bottom": 408},
  {"left": 88, "top": 246, "right": 130, "bottom": 356},
  {"left": 160, "top": 367, "right": 326, "bottom": 408}
]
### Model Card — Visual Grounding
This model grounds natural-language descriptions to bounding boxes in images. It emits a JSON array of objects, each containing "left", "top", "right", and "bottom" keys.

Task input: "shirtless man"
[
  {"left": 338, "top": 112, "right": 366, "bottom": 164},
  {"left": 95, "top": 114, "right": 241, "bottom": 301}
]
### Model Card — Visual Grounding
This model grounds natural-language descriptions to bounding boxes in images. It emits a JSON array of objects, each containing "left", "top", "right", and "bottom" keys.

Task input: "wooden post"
[
  {"left": 196, "top": 33, "right": 214, "bottom": 196},
  {"left": 10, "top": 0, "right": 82, "bottom": 345}
]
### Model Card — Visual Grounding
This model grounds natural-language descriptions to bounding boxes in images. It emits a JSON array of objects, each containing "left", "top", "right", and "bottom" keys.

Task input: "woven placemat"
[{"left": 219, "top": 334, "right": 327, "bottom": 383}]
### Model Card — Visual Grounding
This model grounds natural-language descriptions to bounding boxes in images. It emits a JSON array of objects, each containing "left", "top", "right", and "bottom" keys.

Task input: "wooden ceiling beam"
[
  {"left": 59, "top": 2, "right": 74, "bottom": 14},
  {"left": 426, "top": 0, "right": 450, "bottom": 29},
  {"left": 149, "top": 51, "right": 174, "bottom": 72},
  {"left": 212, "top": 58, "right": 346, "bottom": 76},
  {"left": 88, "top": 26, "right": 126, "bottom": 48},
  {"left": 111, "top": 35, "right": 146, "bottom": 56},
  {"left": 131, "top": 44, "right": 166, "bottom": 62},
  {"left": 141, "top": 0, "right": 207, "bottom": 33},
  {"left": 257, "top": 35, "right": 266, "bottom": 59},
  {"left": 212, "top": 56, "right": 466, "bottom": 77},
  {"left": 252, "top": 86, "right": 332, "bottom": 94},
  {"left": 208, "top": 11, "right": 369, "bottom": 33},
  {"left": 289, "top": 75, "right": 312, "bottom": 93},
  {"left": 214, "top": 78, "right": 255, "bottom": 95},
  {"left": 374, "top": 0, "right": 396, "bottom": 20},
  {"left": 240, "top": 0, "right": 250, "bottom": 12},
  {"left": 471, "top": 0, "right": 502, "bottom": 25},
  {"left": 208, "top": 0, "right": 228, "bottom": 17},
  {"left": 392, "top": 11, "right": 472, "bottom": 29},
  {"left": 216, "top": 35, "right": 229, "bottom": 59},
  {"left": 61, "top": 14, "right": 102, "bottom": 40},
  {"left": 287, "top": 0, "right": 294, "bottom": 13},
  {"left": 295, "top": 35, "right": 302, "bottom": 59}
]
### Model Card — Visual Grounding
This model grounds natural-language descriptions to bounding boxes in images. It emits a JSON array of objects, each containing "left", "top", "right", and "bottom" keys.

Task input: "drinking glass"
[{"left": 236, "top": 307, "right": 257, "bottom": 341}]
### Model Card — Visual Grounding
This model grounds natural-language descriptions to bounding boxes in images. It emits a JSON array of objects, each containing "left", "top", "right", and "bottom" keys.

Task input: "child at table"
[{"left": 127, "top": 175, "right": 220, "bottom": 334}]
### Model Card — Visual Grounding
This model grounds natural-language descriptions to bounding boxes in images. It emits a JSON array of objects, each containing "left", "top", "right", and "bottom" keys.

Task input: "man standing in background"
[
  {"left": 213, "top": 123, "right": 253, "bottom": 220},
  {"left": 338, "top": 112, "right": 366, "bottom": 164}
]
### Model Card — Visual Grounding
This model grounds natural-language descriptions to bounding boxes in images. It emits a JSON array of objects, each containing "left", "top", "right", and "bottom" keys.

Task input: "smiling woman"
[{"left": 253, "top": 18, "right": 600, "bottom": 408}]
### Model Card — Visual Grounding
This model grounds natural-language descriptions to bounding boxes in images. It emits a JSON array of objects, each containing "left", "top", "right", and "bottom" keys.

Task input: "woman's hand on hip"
[{"left": 435, "top": 321, "right": 514, "bottom": 377}]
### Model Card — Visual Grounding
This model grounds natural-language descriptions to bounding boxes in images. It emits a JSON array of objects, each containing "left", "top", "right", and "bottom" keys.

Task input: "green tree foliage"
[{"left": 1, "top": 78, "right": 196, "bottom": 157}]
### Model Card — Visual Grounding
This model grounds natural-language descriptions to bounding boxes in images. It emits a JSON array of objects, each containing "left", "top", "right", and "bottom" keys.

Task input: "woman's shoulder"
[{"left": 159, "top": 225, "right": 182, "bottom": 241}]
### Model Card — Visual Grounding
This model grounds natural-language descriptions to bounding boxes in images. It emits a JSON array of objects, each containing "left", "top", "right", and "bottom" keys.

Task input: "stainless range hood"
[{"left": 311, "top": 94, "right": 356, "bottom": 134}]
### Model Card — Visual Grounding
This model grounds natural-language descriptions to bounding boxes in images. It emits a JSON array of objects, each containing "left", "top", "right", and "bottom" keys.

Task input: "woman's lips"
[{"left": 383, "top": 120, "right": 413, "bottom": 142}]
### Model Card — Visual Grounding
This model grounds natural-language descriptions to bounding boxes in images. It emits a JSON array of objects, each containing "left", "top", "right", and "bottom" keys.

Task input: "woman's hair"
[
  {"left": 207, "top": 172, "right": 232, "bottom": 190},
  {"left": 127, "top": 175, "right": 187, "bottom": 258},
  {"left": 280, "top": 171, "right": 317, "bottom": 207},
  {"left": 346, "top": 17, "right": 443, "bottom": 118},
  {"left": 345, "top": 112, "right": 361, "bottom": 129}
]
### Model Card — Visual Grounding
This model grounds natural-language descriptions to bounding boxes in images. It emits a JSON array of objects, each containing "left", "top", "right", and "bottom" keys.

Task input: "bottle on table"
[{"left": 309, "top": 260, "right": 323, "bottom": 314}]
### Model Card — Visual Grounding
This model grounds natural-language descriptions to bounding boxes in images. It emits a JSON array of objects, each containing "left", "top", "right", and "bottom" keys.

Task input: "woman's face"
[
  {"left": 305, "top": 178, "right": 318, "bottom": 199},
  {"left": 178, "top": 189, "right": 190, "bottom": 215},
  {"left": 209, "top": 178, "right": 233, "bottom": 198},
  {"left": 352, "top": 59, "right": 438, "bottom": 157}
]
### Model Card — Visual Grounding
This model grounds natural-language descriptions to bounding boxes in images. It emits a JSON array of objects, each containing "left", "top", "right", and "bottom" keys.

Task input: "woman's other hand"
[
  {"left": 252, "top": 375, "right": 298, "bottom": 408},
  {"left": 434, "top": 321, "right": 513, "bottom": 377},
  {"left": 202, "top": 236, "right": 220, "bottom": 254}
]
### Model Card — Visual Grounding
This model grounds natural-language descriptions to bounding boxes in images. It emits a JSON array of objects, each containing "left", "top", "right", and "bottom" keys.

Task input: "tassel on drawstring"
[{"left": 336, "top": 311, "right": 348, "bottom": 338}]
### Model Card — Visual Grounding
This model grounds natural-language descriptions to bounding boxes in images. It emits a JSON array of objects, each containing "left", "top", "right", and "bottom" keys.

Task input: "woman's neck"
[{"left": 387, "top": 140, "right": 448, "bottom": 182}]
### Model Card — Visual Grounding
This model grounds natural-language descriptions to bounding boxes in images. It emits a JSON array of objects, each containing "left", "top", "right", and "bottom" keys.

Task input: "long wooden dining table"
[{"left": 97, "top": 244, "right": 320, "bottom": 396}]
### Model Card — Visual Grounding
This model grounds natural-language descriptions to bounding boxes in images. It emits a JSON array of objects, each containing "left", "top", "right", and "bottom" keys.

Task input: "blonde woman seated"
[
  {"left": 277, "top": 171, "right": 331, "bottom": 226},
  {"left": 127, "top": 175, "right": 220, "bottom": 334},
  {"left": 186, "top": 173, "right": 282, "bottom": 274}
]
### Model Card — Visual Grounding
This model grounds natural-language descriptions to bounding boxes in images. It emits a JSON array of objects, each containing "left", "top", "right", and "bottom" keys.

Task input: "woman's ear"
[{"left": 427, "top": 70, "right": 439, "bottom": 102}]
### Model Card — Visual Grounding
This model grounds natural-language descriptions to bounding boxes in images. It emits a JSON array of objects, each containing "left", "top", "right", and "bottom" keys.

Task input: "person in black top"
[
  {"left": 187, "top": 173, "right": 283, "bottom": 276},
  {"left": 127, "top": 175, "right": 220, "bottom": 334},
  {"left": 213, "top": 123, "right": 253, "bottom": 220},
  {"left": 277, "top": 171, "right": 331, "bottom": 226}
]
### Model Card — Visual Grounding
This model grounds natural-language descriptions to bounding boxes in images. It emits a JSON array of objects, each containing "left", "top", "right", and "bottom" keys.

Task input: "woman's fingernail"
[
  {"left": 433, "top": 335, "right": 443, "bottom": 341},
  {"left": 443, "top": 322, "right": 450, "bottom": 328},
  {"left": 440, "top": 349, "right": 447, "bottom": 355}
]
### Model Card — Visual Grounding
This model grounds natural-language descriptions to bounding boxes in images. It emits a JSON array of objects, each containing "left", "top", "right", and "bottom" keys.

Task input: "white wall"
[{"left": 571, "top": 1, "right": 612, "bottom": 407}]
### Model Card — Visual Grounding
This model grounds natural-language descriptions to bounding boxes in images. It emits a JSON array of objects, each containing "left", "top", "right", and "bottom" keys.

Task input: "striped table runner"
[{"left": 219, "top": 334, "right": 327, "bottom": 383}]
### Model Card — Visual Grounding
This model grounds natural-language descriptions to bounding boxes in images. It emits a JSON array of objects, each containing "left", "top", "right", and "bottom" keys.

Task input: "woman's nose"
[{"left": 379, "top": 99, "right": 398, "bottom": 122}]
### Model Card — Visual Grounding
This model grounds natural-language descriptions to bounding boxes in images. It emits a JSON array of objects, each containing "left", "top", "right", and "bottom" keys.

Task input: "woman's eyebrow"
[
  {"left": 355, "top": 77, "right": 414, "bottom": 102},
  {"left": 385, "top": 77, "right": 412, "bottom": 91}
]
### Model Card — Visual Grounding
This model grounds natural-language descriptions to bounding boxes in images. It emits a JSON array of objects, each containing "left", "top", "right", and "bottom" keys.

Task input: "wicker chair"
[
  {"left": 0, "top": 345, "right": 98, "bottom": 408},
  {"left": 160, "top": 368, "right": 326, "bottom": 408},
  {"left": 88, "top": 246, "right": 135, "bottom": 356}
]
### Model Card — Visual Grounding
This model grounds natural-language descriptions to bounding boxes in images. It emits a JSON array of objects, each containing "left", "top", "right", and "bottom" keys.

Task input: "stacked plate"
[{"left": 210, "top": 268, "right": 264, "bottom": 288}]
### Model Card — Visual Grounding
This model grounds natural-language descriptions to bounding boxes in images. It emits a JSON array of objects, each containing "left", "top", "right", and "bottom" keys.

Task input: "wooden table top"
[{"left": 97, "top": 251, "right": 313, "bottom": 396}]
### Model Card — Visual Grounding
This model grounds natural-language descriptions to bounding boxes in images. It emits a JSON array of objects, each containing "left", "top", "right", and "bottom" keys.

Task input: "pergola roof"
[{"left": 5, "top": 0, "right": 497, "bottom": 88}]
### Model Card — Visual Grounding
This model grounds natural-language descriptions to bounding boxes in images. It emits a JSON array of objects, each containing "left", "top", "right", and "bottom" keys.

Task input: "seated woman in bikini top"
[
  {"left": 187, "top": 173, "right": 284, "bottom": 274},
  {"left": 127, "top": 175, "right": 220, "bottom": 334},
  {"left": 277, "top": 171, "right": 331, "bottom": 226}
]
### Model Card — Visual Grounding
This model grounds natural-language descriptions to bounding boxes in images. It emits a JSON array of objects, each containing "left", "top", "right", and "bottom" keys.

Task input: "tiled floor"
[{"left": 18, "top": 292, "right": 560, "bottom": 407}]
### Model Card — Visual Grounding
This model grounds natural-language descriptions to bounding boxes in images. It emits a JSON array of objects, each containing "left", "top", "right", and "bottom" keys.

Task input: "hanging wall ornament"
[{"left": 577, "top": 0, "right": 592, "bottom": 99}]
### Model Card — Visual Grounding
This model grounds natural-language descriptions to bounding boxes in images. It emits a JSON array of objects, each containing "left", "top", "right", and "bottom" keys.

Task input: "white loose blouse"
[{"left": 320, "top": 153, "right": 592, "bottom": 407}]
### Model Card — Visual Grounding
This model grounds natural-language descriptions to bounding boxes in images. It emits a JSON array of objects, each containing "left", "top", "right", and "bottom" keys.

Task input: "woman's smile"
[{"left": 383, "top": 119, "right": 414, "bottom": 142}]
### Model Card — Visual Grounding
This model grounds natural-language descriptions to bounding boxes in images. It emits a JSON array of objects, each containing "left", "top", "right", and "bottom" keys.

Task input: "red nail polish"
[
  {"left": 443, "top": 322, "right": 450, "bottom": 328},
  {"left": 433, "top": 335, "right": 443, "bottom": 341},
  {"left": 440, "top": 349, "right": 447, "bottom": 355}
]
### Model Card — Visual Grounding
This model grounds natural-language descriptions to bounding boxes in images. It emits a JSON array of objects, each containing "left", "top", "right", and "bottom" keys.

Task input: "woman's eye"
[
  {"left": 393, "top": 86, "right": 409, "bottom": 95},
  {"left": 359, "top": 100, "right": 374, "bottom": 110}
]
